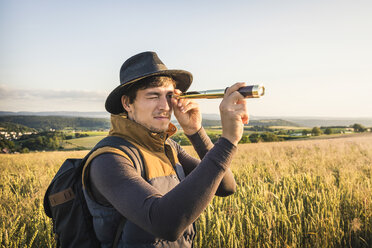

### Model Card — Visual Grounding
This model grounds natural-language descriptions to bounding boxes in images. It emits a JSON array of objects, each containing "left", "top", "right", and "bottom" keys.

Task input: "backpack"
[{"left": 43, "top": 136, "right": 145, "bottom": 248}]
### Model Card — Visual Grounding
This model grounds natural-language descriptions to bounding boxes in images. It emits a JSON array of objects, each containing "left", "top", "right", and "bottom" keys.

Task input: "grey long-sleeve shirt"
[{"left": 89, "top": 128, "right": 237, "bottom": 241}]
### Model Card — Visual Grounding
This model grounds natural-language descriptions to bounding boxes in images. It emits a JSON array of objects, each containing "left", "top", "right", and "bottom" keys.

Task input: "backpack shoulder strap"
[
  {"left": 82, "top": 136, "right": 146, "bottom": 189},
  {"left": 104, "top": 136, "right": 145, "bottom": 179}
]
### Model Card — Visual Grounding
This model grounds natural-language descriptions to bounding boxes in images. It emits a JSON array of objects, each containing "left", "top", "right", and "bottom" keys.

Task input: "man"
[{"left": 82, "top": 51, "right": 249, "bottom": 247}]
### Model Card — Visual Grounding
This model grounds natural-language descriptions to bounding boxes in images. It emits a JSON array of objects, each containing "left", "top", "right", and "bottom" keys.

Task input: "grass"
[
  {"left": 63, "top": 135, "right": 107, "bottom": 149},
  {"left": 79, "top": 131, "right": 108, "bottom": 136},
  {"left": 1, "top": 134, "right": 372, "bottom": 247},
  {"left": 0, "top": 151, "right": 88, "bottom": 247},
  {"left": 63, "top": 131, "right": 109, "bottom": 136},
  {"left": 186, "top": 134, "right": 372, "bottom": 247},
  {"left": 269, "top": 126, "right": 310, "bottom": 130}
]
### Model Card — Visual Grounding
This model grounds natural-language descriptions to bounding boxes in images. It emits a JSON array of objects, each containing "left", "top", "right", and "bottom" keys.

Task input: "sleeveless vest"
[{"left": 82, "top": 114, "right": 195, "bottom": 248}]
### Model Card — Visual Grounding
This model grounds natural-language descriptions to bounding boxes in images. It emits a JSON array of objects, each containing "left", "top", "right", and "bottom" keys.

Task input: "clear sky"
[{"left": 1, "top": 0, "right": 371, "bottom": 117}]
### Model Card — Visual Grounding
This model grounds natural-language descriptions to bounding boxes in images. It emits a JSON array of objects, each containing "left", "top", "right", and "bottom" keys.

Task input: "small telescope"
[{"left": 175, "top": 85, "right": 265, "bottom": 99}]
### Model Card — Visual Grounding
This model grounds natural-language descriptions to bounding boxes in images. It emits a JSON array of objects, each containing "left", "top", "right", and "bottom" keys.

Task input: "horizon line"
[{"left": 0, "top": 110, "right": 371, "bottom": 119}]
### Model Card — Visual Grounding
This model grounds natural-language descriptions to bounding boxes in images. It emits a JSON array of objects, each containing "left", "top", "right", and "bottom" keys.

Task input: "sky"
[{"left": 1, "top": 0, "right": 371, "bottom": 117}]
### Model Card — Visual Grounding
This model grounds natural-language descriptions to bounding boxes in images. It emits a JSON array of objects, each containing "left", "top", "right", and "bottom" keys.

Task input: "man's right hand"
[{"left": 219, "top": 82, "right": 249, "bottom": 146}]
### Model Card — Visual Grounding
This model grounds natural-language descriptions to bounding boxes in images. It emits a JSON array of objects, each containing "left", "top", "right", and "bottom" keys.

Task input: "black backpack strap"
[
  {"left": 83, "top": 135, "right": 145, "bottom": 177},
  {"left": 112, "top": 218, "right": 126, "bottom": 248},
  {"left": 107, "top": 136, "right": 145, "bottom": 179}
]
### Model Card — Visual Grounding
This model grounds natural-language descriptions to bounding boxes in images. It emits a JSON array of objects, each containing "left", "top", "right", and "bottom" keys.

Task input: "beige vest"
[{"left": 82, "top": 114, "right": 194, "bottom": 248}]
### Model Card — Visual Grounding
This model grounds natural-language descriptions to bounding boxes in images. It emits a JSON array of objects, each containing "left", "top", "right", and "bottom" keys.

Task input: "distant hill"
[
  {"left": 282, "top": 117, "right": 372, "bottom": 127},
  {"left": 1, "top": 111, "right": 370, "bottom": 129},
  {"left": 0, "top": 116, "right": 110, "bottom": 131},
  {"left": 200, "top": 118, "right": 299, "bottom": 127},
  {"left": 0, "top": 115, "right": 300, "bottom": 132},
  {"left": 201, "top": 114, "right": 372, "bottom": 127},
  {"left": 0, "top": 122, "right": 36, "bottom": 132},
  {"left": 201, "top": 119, "right": 221, "bottom": 126},
  {"left": 0, "top": 111, "right": 109, "bottom": 118},
  {"left": 249, "top": 119, "right": 300, "bottom": 127}
]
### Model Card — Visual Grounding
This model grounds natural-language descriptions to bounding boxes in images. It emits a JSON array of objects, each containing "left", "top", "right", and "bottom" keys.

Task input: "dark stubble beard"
[
  {"left": 148, "top": 117, "right": 171, "bottom": 133},
  {"left": 131, "top": 112, "right": 171, "bottom": 133},
  {"left": 147, "top": 110, "right": 172, "bottom": 133}
]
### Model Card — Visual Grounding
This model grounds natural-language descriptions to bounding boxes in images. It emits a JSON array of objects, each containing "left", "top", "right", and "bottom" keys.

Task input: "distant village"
[{"left": 1, "top": 131, "right": 39, "bottom": 140}]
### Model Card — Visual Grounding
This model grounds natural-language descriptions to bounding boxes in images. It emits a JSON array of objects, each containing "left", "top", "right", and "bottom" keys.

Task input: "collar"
[{"left": 108, "top": 114, "right": 177, "bottom": 152}]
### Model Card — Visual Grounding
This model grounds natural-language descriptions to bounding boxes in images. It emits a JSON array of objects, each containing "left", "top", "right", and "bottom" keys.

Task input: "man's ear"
[{"left": 121, "top": 95, "right": 131, "bottom": 113}]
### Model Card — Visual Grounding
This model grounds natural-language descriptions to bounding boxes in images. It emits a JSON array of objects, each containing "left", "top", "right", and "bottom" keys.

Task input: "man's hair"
[{"left": 121, "top": 76, "right": 176, "bottom": 113}]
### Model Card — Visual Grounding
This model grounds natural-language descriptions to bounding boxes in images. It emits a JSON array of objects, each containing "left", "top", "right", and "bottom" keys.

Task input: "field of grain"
[
  {"left": 1, "top": 134, "right": 371, "bottom": 247},
  {"left": 268, "top": 126, "right": 309, "bottom": 130},
  {"left": 63, "top": 135, "right": 107, "bottom": 149}
]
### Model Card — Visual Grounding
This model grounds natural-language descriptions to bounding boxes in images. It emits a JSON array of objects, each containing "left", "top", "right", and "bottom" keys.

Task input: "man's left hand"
[{"left": 171, "top": 89, "right": 202, "bottom": 135}]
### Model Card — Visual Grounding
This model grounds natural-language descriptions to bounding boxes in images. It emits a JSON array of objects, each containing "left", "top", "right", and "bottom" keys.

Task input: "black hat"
[{"left": 105, "top": 51, "right": 193, "bottom": 114}]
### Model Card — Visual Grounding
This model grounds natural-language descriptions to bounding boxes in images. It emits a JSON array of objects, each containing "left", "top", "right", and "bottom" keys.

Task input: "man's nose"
[{"left": 158, "top": 95, "right": 171, "bottom": 110}]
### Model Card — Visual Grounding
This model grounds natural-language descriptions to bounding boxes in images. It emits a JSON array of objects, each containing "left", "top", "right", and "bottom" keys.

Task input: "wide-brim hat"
[{"left": 105, "top": 51, "right": 193, "bottom": 114}]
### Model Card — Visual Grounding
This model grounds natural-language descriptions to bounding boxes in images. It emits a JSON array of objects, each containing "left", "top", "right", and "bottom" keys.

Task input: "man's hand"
[
  {"left": 220, "top": 82, "right": 249, "bottom": 146},
  {"left": 171, "top": 89, "right": 202, "bottom": 135}
]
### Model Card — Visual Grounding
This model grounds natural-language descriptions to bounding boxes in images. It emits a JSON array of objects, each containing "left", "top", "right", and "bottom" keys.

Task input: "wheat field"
[{"left": 1, "top": 134, "right": 371, "bottom": 247}]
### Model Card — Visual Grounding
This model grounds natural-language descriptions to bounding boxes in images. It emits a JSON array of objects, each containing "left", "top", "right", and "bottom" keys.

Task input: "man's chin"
[{"left": 147, "top": 121, "right": 170, "bottom": 133}]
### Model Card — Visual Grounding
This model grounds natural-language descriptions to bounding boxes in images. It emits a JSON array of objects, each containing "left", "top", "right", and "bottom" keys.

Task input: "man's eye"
[{"left": 148, "top": 96, "right": 159, "bottom": 99}]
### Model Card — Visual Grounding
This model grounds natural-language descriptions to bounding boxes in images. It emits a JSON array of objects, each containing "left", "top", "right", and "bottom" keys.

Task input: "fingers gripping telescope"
[{"left": 176, "top": 85, "right": 265, "bottom": 99}]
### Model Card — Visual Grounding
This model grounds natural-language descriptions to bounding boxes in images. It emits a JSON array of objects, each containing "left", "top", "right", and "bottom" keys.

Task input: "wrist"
[
  {"left": 221, "top": 135, "right": 238, "bottom": 146},
  {"left": 183, "top": 125, "right": 201, "bottom": 136}
]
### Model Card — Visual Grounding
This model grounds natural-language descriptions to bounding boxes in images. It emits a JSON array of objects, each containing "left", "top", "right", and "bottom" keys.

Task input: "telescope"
[{"left": 175, "top": 85, "right": 265, "bottom": 99}]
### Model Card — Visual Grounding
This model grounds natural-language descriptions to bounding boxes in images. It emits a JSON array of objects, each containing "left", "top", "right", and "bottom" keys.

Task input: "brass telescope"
[{"left": 176, "top": 85, "right": 265, "bottom": 99}]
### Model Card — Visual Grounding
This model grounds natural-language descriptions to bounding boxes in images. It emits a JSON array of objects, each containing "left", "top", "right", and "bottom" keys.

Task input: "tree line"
[
  {"left": 0, "top": 116, "right": 110, "bottom": 131},
  {"left": 0, "top": 131, "right": 93, "bottom": 153},
  {"left": 0, "top": 122, "right": 36, "bottom": 133},
  {"left": 1, "top": 132, "right": 66, "bottom": 153},
  {"left": 171, "top": 131, "right": 283, "bottom": 145}
]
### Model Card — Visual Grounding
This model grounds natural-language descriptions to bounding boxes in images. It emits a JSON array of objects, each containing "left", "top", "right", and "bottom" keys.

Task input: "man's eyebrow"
[
  {"left": 145, "top": 91, "right": 174, "bottom": 96},
  {"left": 145, "top": 92, "right": 161, "bottom": 96}
]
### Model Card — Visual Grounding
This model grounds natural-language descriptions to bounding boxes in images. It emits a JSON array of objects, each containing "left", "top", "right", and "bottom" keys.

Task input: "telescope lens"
[{"left": 258, "top": 86, "right": 265, "bottom": 96}]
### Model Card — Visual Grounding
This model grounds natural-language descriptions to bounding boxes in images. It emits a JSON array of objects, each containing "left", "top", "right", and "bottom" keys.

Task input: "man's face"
[{"left": 123, "top": 83, "right": 175, "bottom": 133}]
